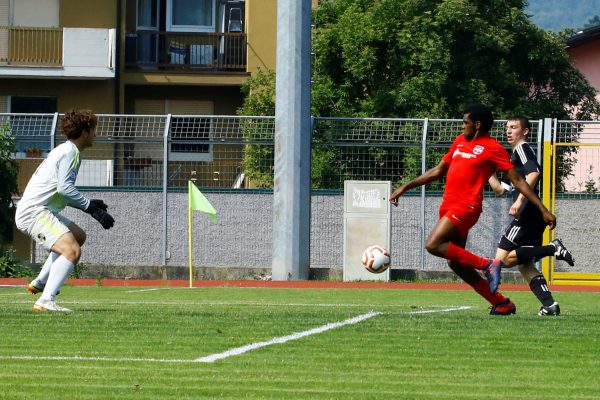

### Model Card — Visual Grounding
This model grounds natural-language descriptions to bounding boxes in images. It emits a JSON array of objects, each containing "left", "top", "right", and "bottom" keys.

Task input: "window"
[
  {"left": 169, "top": 116, "right": 212, "bottom": 161},
  {"left": 136, "top": 0, "right": 159, "bottom": 63},
  {"left": 9, "top": 96, "right": 57, "bottom": 153},
  {"left": 10, "top": 96, "right": 57, "bottom": 113},
  {"left": 167, "top": 99, "right": 213, "bottom": 161},
  {"left": 11, "top": 0, "right": 59, "bottom": 27},
  {"left": 166, "top": 0, "right": 215, "bottom": 32},
  {"left": 137, "top": 0, "right": 158, "bottom": 29},
  {"left": 134, "top": 99, "right": 213, "bottom": 162}
]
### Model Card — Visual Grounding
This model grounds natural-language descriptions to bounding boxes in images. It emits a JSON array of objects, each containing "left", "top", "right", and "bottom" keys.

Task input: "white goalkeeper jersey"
[{"left": 15, "top": 141, "right": 90, "bottom": 231}]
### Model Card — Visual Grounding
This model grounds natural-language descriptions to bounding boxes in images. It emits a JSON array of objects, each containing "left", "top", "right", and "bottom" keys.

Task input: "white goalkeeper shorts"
[{"left": 21, "top": 209, "right": 72, "bottom": 251}]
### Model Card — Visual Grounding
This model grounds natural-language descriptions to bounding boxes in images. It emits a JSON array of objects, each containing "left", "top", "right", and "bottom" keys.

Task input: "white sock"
[
  {"left": 41, "top": 256, "right": 74, "bottom": 301},
  {"left": 33, "top": 252, "right": 59, "bottom": 287}
]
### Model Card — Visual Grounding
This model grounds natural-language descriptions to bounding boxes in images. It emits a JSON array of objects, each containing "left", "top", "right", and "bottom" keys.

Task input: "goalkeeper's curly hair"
[{"left": 61, "top": 110, "right": 98, "bottom": 140}]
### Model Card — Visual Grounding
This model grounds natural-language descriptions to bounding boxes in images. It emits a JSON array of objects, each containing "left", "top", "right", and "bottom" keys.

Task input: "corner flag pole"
[
  {"left": 188, "top": 173, "right": 197, "bottom": 289},
  {"left": 188, "top": 196, "right": 193, "bottom": 288},
  {"left": 188, "top": 178, "right": 218, "bottom": 289}
]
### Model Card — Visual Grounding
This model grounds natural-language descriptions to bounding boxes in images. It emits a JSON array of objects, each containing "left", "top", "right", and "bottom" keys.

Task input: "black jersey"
[
  {"left": 500, "top": 142, "right": 542, "bottom": 221},
  {"left": 497, "top": 142, "right": 546, "bottom": 250}
]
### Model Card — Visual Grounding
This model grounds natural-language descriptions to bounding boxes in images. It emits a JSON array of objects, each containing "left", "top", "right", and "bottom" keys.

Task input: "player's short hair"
[
  {"left": 61, "top": 110, "right": 98, "bottom": 140},
  {"left": 463, "top": 104, "right": 494, "bottom": 132},
  {"left": 507, "top": 115, "right": 531, "bottom": 131}
]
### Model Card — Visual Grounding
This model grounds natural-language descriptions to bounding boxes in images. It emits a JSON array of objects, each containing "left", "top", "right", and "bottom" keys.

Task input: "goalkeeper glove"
[
  {"left": 85, "top": 201, "right": 115, "bottom": 229},
  {"left": 89, "top": 199, "right": 108, "bottom": 211}
]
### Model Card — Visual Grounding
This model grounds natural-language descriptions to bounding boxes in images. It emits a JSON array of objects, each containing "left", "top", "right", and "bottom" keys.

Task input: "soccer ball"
[{"left": 361, "top": 245, "right": 391, "bottom": 274}]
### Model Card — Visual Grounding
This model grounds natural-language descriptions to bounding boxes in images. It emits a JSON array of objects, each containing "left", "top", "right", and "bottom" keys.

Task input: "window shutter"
[
  {"left": 166, "top": 100, "right": 213, "bottom": 115},
  {"left": 0, "top": 0, "right": 9, "bottom": 25},
  {"left": 166, "top": 100, "right": 214, "bottom": 162},
  {"left": 134, "top": 99, "right": 166, "bottom": 115},
  {"left": 0, "top": 0, "right": 8, "bottom": 62}
]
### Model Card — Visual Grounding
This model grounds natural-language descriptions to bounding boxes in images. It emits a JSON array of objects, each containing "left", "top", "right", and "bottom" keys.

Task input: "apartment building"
[
  {"left": 1, "top": 0, "right": 277, "bottom": 185},
  {"left": 0, "top": 0, "right": 117, "bottom": 116},
  {"left": 564, "top": 25, "right": 600, "bottom": 191},
  {"left": 121, "top": 0, "right": 276, "bottom": 116},
  {"left": 1, "top": 0, "right": 278, "bottom": 257},
  {"left": 1, "top": 0, "right": 276, "bottom": 116}
]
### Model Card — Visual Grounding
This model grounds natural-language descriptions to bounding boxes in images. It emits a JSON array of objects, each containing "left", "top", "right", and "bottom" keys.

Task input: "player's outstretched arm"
[
  {"left": 390, "top": 160, "right": 448, "bottom": 206},
  {"left": 488, "top": 175, "right": 507, "bottom": 196},
  {"left": 505, "top": 168, "right": 556, "bottom": 229}
]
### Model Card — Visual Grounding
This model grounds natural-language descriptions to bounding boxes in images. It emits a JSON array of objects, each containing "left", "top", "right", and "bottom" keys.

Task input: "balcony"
[
  {"left": 0, "top": 26, "right": 115, "bottom": 79},
  {"left": 125, "top": 30, "right": 246, "bottom": 72}
]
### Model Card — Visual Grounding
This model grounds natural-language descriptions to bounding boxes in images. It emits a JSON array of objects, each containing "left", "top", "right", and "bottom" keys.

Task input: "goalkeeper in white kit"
[{"left": 15, "top": 110, "right": 114, "bottom": 312}]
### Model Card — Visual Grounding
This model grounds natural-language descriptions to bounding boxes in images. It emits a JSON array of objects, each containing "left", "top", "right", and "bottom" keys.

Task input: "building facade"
[
  {"left": 565, "top": 25, "right": 600, "bottom": 192},
  {"left": 1, "top": 0, "right": 276, "bottom": 119}
]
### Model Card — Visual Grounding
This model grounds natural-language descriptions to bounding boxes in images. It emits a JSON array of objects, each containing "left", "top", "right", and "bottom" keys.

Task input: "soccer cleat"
[
  {"left": 539, "top": 301, "right": 560, "bottom": 316},
  {"left": 27, "top": 282, "right": 59, "bottom": 296},
  {"left": 27, "top": 283, "right": 43, "bottom": 295},
  {"left": 484, "top": 258, "right": 503, "bottom": 294},
  {"left": 490, "top": 298, "right": 516, "bottom": 315},
  {"left": 32, "top": 299, "right": 71, "bottom": 313},
  {"left": 551, "top": 239, "right": 574, "bottom": 266}
]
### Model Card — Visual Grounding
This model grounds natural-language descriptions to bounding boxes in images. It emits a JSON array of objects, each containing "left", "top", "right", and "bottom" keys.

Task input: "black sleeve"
[{"left": 516, "top": 143, "right": 540, "bottom": 176}]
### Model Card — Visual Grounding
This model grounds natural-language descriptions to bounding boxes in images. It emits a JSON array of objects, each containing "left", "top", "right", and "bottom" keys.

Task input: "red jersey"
[{"left": 441, "top": 132, "right": 513, "bottom": 212}]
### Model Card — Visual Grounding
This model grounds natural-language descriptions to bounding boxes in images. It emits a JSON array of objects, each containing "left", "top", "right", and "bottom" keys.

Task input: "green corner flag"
[{"left": 188, "top": 180, "right": 218, "bottom": 224}]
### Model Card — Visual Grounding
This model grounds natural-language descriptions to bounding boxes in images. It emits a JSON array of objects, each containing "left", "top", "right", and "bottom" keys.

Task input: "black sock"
[
  {"left": 516, "top": 245, "right": 555, "bottom": 264},
  {"left": 529, "top": 275, "right": 555, "bottom": 307}
]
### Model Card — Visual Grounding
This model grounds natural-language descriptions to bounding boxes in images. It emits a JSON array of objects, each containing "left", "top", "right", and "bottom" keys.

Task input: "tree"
[
  {"left": 312, "top": 0, "right": 599, "bottom": 120},
  {"left": 583, "top": 15, "right": 600, "bottom": 29},
  {"left": 0, "top": 123, "right": 19, "bottom": 248},
  {"left": 237, "top": 69, "right": 276, "bottom": 187},
  {"left": 239, "top": 0, "right": 600, "bottom": 188}
]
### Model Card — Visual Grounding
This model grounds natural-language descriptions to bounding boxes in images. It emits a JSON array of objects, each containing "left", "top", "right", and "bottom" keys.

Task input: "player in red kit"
[{"left": 389, "top": 104, "right": 556, "bottom": 315}]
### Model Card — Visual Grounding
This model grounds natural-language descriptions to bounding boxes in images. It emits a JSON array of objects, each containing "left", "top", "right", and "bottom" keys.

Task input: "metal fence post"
[
  {"left": 536, "top": 118, "right": 543, "bottom": 166},
  {"left": 50, "top": 112, "right": 59, "bottom": 149},
  {"left": 162, "top": 114, "right": 171, "bottom": 266},
  {"left": 420, "top": 118, "right": 428, "bottom": 271}
]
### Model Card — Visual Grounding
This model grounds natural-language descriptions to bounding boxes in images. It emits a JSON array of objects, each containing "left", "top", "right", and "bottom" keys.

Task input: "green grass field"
[{"left": 1, "top": 285, "right": 599, "bottom": 399}]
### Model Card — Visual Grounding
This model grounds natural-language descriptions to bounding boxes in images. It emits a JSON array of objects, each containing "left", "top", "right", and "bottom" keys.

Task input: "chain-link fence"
[{"left": 4, "top": 113, "right": 597, "bottom": 277}]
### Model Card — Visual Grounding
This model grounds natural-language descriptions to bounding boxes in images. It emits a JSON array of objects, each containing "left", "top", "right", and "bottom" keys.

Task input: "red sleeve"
[
  {"left": 491, "top": 143, "right": 513, "bottom": 172},
  {"left": 442, "top": 136, "right": 460, "bottom": 165}
]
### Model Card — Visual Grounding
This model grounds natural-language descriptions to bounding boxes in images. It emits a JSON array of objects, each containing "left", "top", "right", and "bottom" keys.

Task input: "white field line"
[
  {"left": 125, "top": 288, "right": 162, "bottom": 293},
  {"left": 195, "top": 311, "right": 381, "bottom": 363},
  {"left": 195, "top": 306, "right": 471, "bottom": 363},
  {"left": 0, "top": 306, "right": 471, "bottom": 365},
  {"left": 410, "top": 306, "right": 472, "bottom": 314},
  {"left": 2, "top": 300, "right": 378, "bottom": 307}
]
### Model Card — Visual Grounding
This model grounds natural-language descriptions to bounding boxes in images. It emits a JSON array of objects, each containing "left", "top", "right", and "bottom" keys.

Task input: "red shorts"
[{"left": 439, "top": 205, "right": 481, "bottom": 239}]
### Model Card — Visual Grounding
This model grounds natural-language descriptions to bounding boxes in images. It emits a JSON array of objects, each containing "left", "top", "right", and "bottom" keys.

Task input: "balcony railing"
[
  {"left": 0, "top": 26, "right": 115, "bottom": 78},
  {"left": 0, "top": 26, "right": 63, "bottom": 66},
  {"left": 125, "top": 30, "right": 246, "bottom": 72}
]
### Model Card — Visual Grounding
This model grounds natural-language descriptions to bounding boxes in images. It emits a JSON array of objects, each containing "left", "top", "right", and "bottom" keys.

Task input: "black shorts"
[{"left": 497, "top": 217, "right": 546, "bottom": 252}]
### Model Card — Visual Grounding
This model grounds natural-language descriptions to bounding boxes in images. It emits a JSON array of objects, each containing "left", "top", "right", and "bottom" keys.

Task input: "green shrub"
[{"left": 0, "top": 248, "right": 19, "bottom": 278}]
